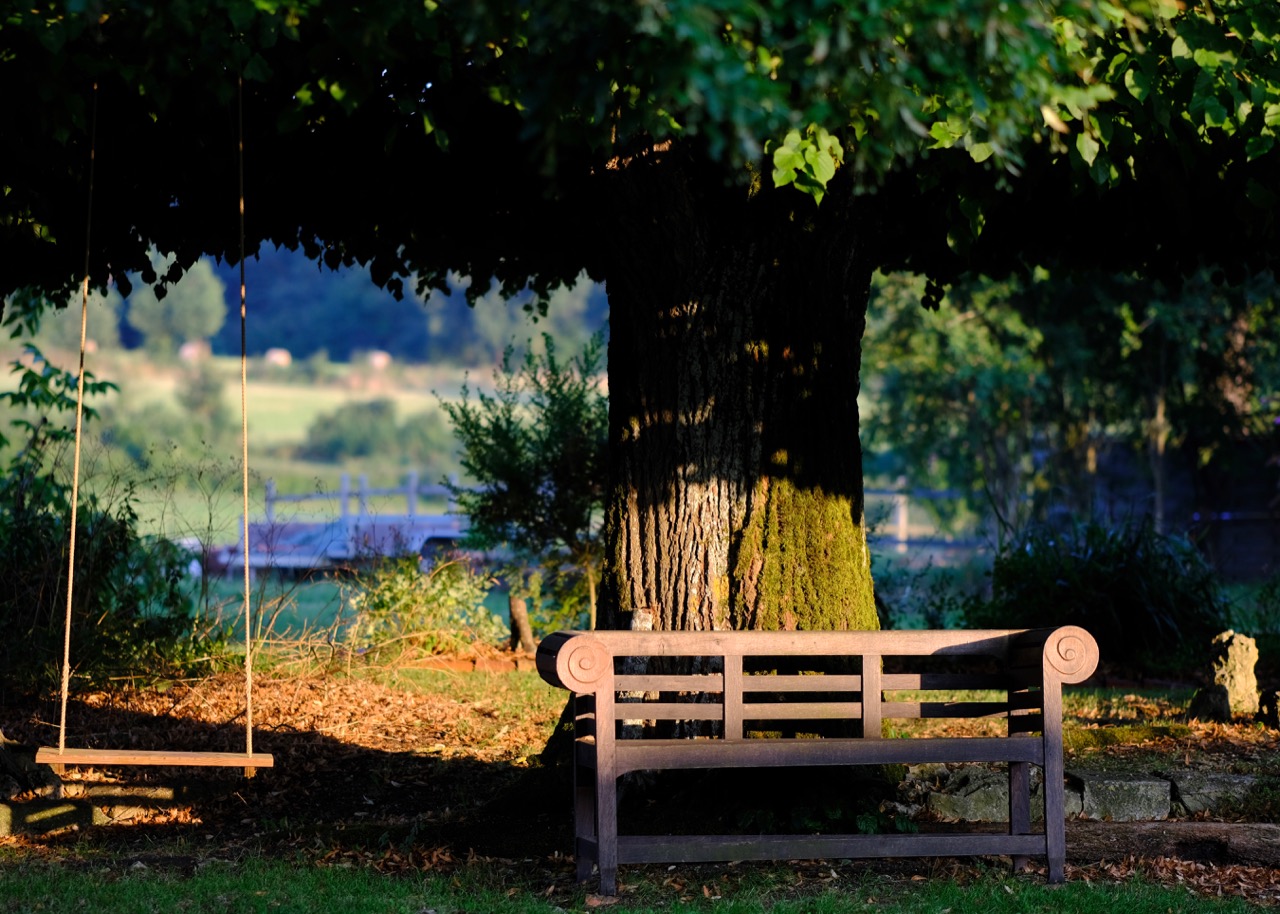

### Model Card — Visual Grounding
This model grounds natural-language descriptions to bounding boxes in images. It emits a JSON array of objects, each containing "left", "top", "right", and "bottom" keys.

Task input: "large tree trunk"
[{"left": 596, "top": 147, "right": 878, "bottom": 633}]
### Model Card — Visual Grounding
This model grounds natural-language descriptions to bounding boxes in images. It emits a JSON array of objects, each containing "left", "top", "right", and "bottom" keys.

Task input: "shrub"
[
  {"left": 441, "top": 333, "right": 607, "bottom": 628},
  {"left": 965, "top": 520, "right": 1227, "bottom": 672},
  {"left": 300, "top": 398, "right": 401, "bottom": 461},
  {"left": 343, "top": 557, "right": 505, "bottom": 659},
  {"left": 1231, "top": 572, "right": 1280, "bottom": 635},
  {"left": 871, "top": 556, "right": 985, "bottom": 630},
  {"left": 0, "top": 337, "right": 212, "bottom": 696}
]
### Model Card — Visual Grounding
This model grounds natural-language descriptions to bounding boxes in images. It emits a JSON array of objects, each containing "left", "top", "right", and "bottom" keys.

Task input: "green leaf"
[
  {"left": 1123, "top": 67, "right": 1151, "bottom": 102},
  {"left": 1201, "top": 96, "right": 1229, "bottom": 128},
  {"left": 812, "top": 148, "right": 837, "bottom": 184},
  {"left": 228, "top": 3, "right": 256, "bottom": 31},
  {"left": 968, "top": 142, "right": 995, "bottom": 163},
  {"left": 1246, "top": 133, "right": 1275, "bottom": 161},
  {"left": 1076, "top": 132, "right": 1100, "bottom": 166},
  {"left": 929, "top": 121, "right": 959, "bottom": 148},
  {"left": 1246, "top": 178, "right": 1278, "bottom": 208},
  {"left": 242, "top": 53, "right": 272, "bottom": 83},
  {"left": 1192, "top": 48, "right": 1224, "bottom": 71},
  {"left": 772, "top": 144, "right": 803, "bottom": 187}
]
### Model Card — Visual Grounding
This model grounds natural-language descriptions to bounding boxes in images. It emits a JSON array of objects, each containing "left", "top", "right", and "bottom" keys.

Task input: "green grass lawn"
[{"left": 0, "top": 857, "right": 1268, "bottom": 914}]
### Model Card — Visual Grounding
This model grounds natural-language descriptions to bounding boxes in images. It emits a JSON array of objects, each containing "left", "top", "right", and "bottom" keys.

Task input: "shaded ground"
[{"left": 2, "top": 666, "right": 1279, "bottom": 905}]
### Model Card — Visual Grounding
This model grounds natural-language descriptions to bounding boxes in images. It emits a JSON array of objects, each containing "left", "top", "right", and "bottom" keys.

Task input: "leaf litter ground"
[{"left": 2, "top": 662, "right": 1279, "bottom": 906}]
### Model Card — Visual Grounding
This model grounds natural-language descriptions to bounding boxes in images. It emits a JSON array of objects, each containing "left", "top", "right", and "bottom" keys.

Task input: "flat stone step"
[
  {"left": 910, "top": 765, "right": 1260, "bottom": 823},
  {"left": 1071, "top": 771, "right": 1171, "bottom": 822}
]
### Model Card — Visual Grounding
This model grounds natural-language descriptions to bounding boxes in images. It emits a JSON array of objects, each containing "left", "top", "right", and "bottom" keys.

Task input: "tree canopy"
[
  {"left": 6, "top": 0, "right": 1280, "bottom": 634},
  {"left": 4, "top": 0, "right": 1279, "bottom": 305}
]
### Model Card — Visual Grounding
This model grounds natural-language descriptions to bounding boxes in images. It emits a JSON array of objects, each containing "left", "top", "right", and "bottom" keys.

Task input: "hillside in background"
[{"left": 53, "top": 245, "right": 610, "bottom": 366}]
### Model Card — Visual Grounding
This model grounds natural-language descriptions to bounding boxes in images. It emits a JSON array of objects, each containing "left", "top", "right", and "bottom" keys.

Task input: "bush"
[
  {"left": 300, "top": 398, "right": 401, "bottom": 461},
  {"left": 871, "top": 556, "right": 985, "bottom": 630},
  {"left": 1229, "top": 572, "right": 1280, "bottom": 636},
  {"left": 0, "top": 338, "right": 213, "bottom": 696},
  {"left": 343, "top": 557, "right": 505, "bottom": 659},
  {"left": 965, "top": 520, "right": 1228, "bottom": 672}
]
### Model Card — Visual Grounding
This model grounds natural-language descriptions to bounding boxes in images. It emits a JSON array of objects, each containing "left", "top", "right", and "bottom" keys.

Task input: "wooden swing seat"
[{"left": 36, "top": 747, "right": 274, "bottom": 768}]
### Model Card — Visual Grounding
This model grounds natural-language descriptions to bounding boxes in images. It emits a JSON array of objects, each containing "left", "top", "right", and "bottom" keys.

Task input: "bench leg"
[
  {"left": 1043, "top": 759, "right": 1067, "bottom": 883},
  {"left": 1008, "top": 760, "right": 1031, "bottom": 874},
  {"left": 574, "top": 760, "right": 597, "bottom": 883},
  {"left": 596, "top": 768, "right": 618, "bottom": 895}
]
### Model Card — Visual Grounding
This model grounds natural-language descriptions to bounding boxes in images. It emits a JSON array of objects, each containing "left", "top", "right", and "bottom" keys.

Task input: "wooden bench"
[{"left": 537, "top": 626, "right": 1099, "bottom": 894}]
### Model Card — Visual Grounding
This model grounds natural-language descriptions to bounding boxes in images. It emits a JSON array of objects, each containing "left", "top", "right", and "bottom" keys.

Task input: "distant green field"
[
  {"left": 244, "top": 381, "right": 444, "bottom": 446},
  {"left": 3, "top": 350, "right": 477, "bottom": 543}
]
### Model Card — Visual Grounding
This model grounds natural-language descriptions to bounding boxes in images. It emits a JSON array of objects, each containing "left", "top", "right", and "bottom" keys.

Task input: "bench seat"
[{"left": 588, "top": 735, "right": 1046, "bottom": 773}]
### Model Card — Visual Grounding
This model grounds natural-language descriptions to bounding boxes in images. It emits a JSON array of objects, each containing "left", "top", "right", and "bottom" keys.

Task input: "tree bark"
[
  {"left": 507, "top": 594, "right": 537, "bottom": 654},
  {"left": 596, "top": 147, "right": 879, "bottom": 633}
]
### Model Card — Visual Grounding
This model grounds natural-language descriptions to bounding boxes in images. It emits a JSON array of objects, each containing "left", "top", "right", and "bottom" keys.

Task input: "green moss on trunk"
[{"left": 734, "top": 477, "right": 877, "bottom": 631}]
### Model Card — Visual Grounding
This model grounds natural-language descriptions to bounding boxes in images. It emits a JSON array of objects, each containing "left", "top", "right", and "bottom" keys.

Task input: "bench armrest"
[
  {"left": 1011, "top": 625, "right": 1100, "bottom": 687},
  {"left": 537, "top": 631, "right": 613, "bottom": 693}
]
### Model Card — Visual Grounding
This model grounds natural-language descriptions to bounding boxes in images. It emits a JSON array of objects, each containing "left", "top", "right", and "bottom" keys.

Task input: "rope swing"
[{"left": 36, "top": 78, "right": 274, "bottom": 775}]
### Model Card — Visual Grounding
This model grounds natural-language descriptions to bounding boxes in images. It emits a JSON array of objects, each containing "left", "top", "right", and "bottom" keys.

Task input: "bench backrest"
[{"left": 537, "top": 627, "right": 1099, "bottom": 740}]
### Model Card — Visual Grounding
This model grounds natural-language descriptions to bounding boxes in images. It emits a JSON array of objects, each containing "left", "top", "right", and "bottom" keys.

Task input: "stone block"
[
  {"left": 1166, "top": 771, "right": 1258, "bottom": 815},
  {"left": 926, "top": 767, "right": 1010, "bottom": 822},
  {"left": 1210, "top": 630, "right": 1259, "bottom": 716},
  {"left": 1073, "top": 771, "right": 1170, "bottom": 821},
  {"left": 920, "top": 764, "right": 1082, "bottom": 822}
]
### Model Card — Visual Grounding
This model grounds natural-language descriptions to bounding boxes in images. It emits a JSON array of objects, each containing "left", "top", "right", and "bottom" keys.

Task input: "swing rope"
[
  {"left": 55, "top": 81, "right": 99, "bottom": 756},
  {"left": 238, "top": 74, "right": 256, "bottom": 766},
  {"left": 39, "top": 77, "right": 272, "bottom": 772}
]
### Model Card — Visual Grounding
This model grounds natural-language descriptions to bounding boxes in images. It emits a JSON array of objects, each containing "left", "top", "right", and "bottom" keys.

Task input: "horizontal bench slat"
[
  {"left": 613, "top": 736, "right": 1044, "bottom": 773},
  {"left": 618, "top": 832, "right": 1049, "bottom": 865},
  {"left": 614, "top": 702, "right": 724, "bottom": 721},
  {"left": 742, "top": 702, "right": 863, "bottom": 720},
  {"left": 614, "top": 702, "right": 873, "bottom": 721},
  {"left": 744, "top": 674, "right": 865, "bottom": 692},
  {"left": 579, "top": 630, "right": 1018, "bottom": 658},
  {"left": 608, "top": 700, "right": 1015, "bottom": 722},
  {"left": 615, "top": 674, "right": 722, "bottom": 691}
]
